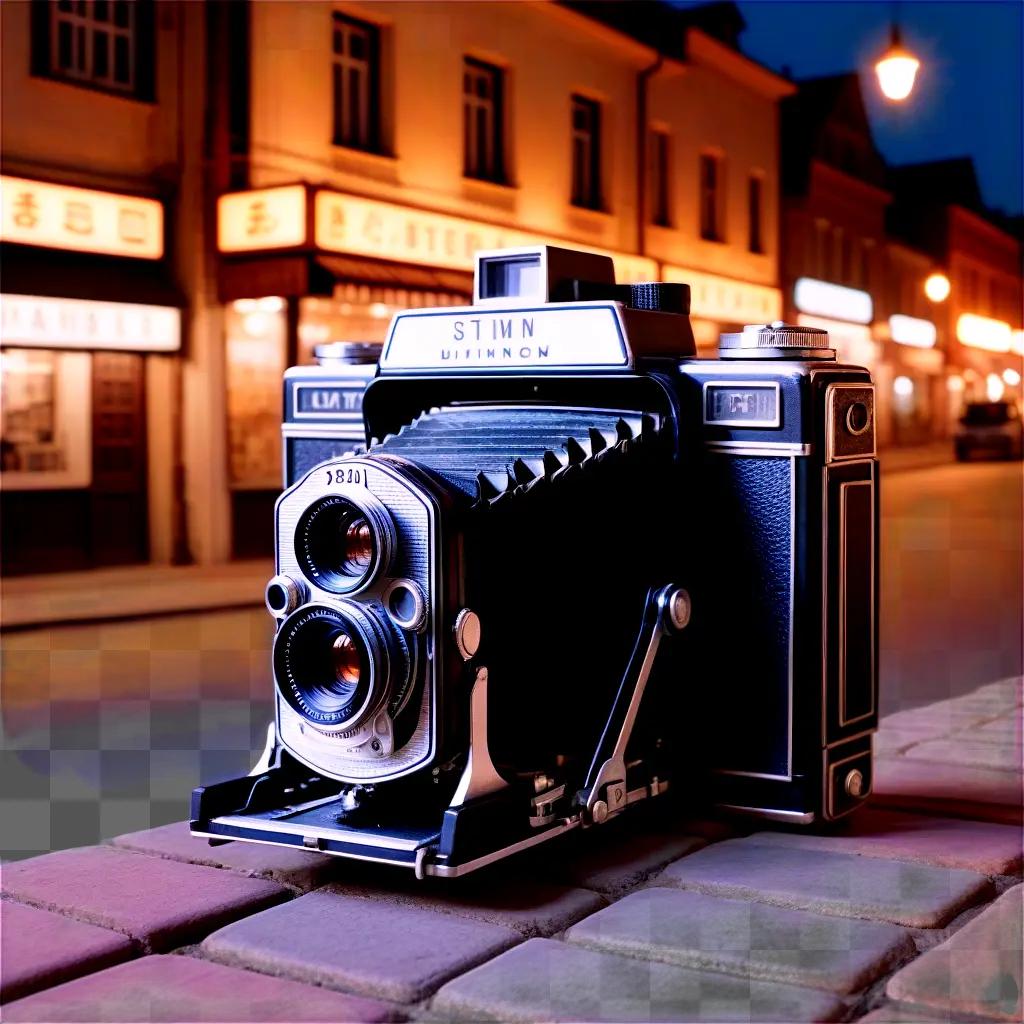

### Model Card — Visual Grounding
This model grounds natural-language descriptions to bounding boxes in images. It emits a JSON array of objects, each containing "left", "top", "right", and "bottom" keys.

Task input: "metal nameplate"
[
  {"left": 379, "top": 302, "right": 631, "bottom": 373},
  {"left": 291, "top": 381, "right": 367, "bottom": 420}
]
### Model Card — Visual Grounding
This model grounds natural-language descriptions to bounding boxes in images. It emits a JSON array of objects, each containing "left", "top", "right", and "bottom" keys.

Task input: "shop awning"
[
  {"left": 217, "top": 252, "right": 473, "bottom": 302},
  {"left": 1, "top": 243, "right": 186, "bottom": 307}
]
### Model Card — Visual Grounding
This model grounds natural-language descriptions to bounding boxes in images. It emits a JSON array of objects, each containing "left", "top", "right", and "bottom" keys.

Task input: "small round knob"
[
  {"left": 453, "top": 609, "right": 482, "bottom": 660},
  {"left": 719, "top": 321, "right": 835, "bottom": 360},
  {"left": 844, "top": 768, "right": 865, "bottom": 798},
  {"left": 265, "top": 575, "right": 306, "bottom": 618},
  {"left": 591, "top": 800, "right": 609, "bottom": 824}
]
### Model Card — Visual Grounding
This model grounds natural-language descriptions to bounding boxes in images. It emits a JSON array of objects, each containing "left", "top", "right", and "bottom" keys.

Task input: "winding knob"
[{"left": 719, "top": 320, "right": 835, "bottom": 359}]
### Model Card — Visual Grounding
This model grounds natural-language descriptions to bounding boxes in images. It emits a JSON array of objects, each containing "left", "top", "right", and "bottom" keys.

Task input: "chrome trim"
[
  {"left": 207, "top": 815, "right": 427, "bottom": 851},
  {"left": 423, "top": 818, "right": 581, "bottom": 877},
  {"left": 825, "top": 382, "right": 877, "bottom": 463},
  {"left": 716, "top": 804, "right": 815, "bottom": 825},
  {"left": 282, "top": 423, "right": 364, "bottom": 439},
  {"left": 824, "top": 748, "right": 871, "bottom": 821},
  {"left": 449, "top": 667, "right": 509, "bottom": 807},
  {"left": 702, "top": 380, "right": 782, "bottom": 428},
  {"left": 839, "top": 478, "right": 876, "bottom": 728},
  {"left": 712, "top": 459, "right": 795, "bottom": 782},
  {"left": 291, "top": 381, "right": 367, "bottom": 421},
  {"left": 704, "top": 440, "right": 811, "bottom": 456},
  {"left": 191, "top": 829, "right": 417, "bottom": 869},
  {"left": 824, "top": 727, "right": 874, "bottom": 749}
]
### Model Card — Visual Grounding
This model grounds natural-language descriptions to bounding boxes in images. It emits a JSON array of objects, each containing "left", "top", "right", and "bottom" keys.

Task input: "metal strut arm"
[{"left": 576, "top": 585, "right": 690, "bottom": 823}]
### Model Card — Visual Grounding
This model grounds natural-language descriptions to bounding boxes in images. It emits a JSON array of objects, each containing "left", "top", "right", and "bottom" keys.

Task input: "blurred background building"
[{"left": 1, "top": 0, "right": 1021, "bottom": 583}]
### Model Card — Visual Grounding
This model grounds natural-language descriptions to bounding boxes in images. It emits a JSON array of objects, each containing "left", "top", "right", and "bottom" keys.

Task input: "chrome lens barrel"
[
  {"left": 294, "top": 494, "right": 394, "bottom": 595},
  {"left": 273, "top": 602, "right": 395, "bottom": 734}
]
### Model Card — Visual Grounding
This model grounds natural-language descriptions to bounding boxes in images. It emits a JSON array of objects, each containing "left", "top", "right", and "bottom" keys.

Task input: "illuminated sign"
[
  {"left": 794, "top": 278, "right": 872, "bottom": 324},
  {"left": 661, "top": 266, "right": 782, "bottom": 324},
  {"left": 1011, "top": 330, "right": 1024, "bottom": 357},
  {"left": 0, "top": 294, "right": 181, "bottom": 352},
  {"left": 956, "top": 313, "right": 1011, "bottom": 353},
  {"left": 216, "top": 185, "right": 655, "bottom": 283},
  {"left": 888, "top": 314, "right": 936, "bottom": 348},
  {"left": 796, "top": 314, "right": 878, "bottom": 367},
  {"left": 0, "top": 175, "right": 164, "bottom": 259},
  {"left": 217, "top": 185, "right": 308, "bottom": 253}
]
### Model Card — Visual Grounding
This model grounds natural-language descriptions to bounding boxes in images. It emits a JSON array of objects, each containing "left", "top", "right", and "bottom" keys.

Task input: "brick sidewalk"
[{"left": 2, "top": 678, "right": 1021, "bottom": 1023}]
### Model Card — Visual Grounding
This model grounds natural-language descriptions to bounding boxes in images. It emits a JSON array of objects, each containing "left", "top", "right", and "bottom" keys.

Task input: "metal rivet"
[
  {"left": 845, "top": 768, "right": 865, "bottom": 798},
  {"left": 454, "top": 609, "right": 481, "bottom": 660}
]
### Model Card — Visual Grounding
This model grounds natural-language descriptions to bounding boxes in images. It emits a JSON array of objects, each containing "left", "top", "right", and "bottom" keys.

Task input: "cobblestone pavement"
[{"left": 1, "top": 678, "right": 1020, "bottom": 1023}]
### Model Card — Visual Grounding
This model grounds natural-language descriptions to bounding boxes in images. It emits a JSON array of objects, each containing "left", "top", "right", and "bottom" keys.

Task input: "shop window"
[
  {"left": 571, "top": 96, "right": 602, "bottom": 210},
  {"left": 0, "top": 349, "right": 92, "bottom": 489},
  {"left": 747, "top": 174, "right": 764, "bottom": 254},
  {"left": 650, "top": 129, "right": 671, "bottom": 227},
  {"left": 32, "top": 0, "right": 155, "bottom": 100},
  {"left": 463, "top": 58, "right": 505, "bottom": 183},
  {"left": 225, "top": 297, "right": 287, "bottom": 491},
  {"left": 699, "top": 154, "right": 724, "bottom": 242},
  {"left": 332, "top": 12, "right": 381, "bottom": 152}
]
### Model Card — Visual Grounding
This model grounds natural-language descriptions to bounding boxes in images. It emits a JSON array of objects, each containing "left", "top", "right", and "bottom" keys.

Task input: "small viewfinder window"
[{"left": 481, "top": 255, "right": 542, "bottom": 300}]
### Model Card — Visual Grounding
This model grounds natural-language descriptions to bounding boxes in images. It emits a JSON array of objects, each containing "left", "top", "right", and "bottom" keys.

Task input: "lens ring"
[
  {"left": 273, "top": 603, "right": 391, "bottom": 733},
  {"left": 295, "top": 495, "right": 393, "bottom": 595}
]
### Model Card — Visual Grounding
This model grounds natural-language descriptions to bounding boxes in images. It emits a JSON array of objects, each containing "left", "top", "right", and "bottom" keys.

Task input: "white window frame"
[{"left": 50, "top": 0, "right": 136, "bottom": 94}]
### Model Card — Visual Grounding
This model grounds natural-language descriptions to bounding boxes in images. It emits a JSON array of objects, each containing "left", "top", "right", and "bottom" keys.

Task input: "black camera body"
[{"left": 192, "top": 246, "right": 878, "bottom": 877}]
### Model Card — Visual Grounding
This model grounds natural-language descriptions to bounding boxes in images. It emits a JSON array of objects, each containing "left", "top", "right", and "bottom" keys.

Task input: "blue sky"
[{"left": 679, "top": 1, "right": 1023, "bottom": 214}]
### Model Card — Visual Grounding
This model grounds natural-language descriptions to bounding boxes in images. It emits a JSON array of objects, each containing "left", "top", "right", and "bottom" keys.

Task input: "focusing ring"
[
  {"left": 273, "top": 602, "right": 394, "bottom": 734},
  {"left": 294, "top": 493, "right": 394, "bottom": 595}
]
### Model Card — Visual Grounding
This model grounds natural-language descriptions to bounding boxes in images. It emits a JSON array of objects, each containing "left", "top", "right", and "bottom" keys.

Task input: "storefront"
[
  {"left": 882, "top": 314, "right": 944, "bottom": 446},
  {"left": 0, "top": 176, "right": 182, "bottom": 575},
  {"left": 661, "top": 266, "right": 783, "bottom": 350},
  {"left": 216, "top": 183, "right": 657, "bottom": 557},
  {"left": 948, "top": 314, "right": 1024, "bottom": 428}
]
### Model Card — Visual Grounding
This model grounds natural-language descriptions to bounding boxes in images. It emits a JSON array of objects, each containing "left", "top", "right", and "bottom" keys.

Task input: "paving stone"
[
  {"left": 111, "top": 821, "right": 337, "bottom": 890},
  {"left": 961, "top": 712, "right": 1023, "bottom": 746},
  {"left": 900, "top": 737, "right": 1023, "bottom": 773},
  {"left": 747, "top": 808, "right": 1023, "bottom": 876},
  {"left": 430, "top": 937, "right": 846, "bottom": 1022},
  {"left": 887, "top": 885, "right": 1023, "bottom": 1023},
  {"left": 203, "top": 888, "right": 520, "bottom": 1003},
  {"left": 653, "top": 837, "right": 992, "bottom": 928},
  {"left": 873, "top": 757, "right": 1023, "bottom": 825},
  {"left": 532, "top": 816, "right": 711, "bottom": 898},
  {"left": 1, "top": 846, "right": 288, "bottom": 951},
  {"left": 0, "top": 954, "right": 396, "bottom": 1022},
  {"left": 324, "top": 870, "right": 605, "bottom": 938},
  {"left": 0, "top": 901, "right": 136, "bottom": 1003},
  {"left": 565, "top": 887, "right": 913, "bottom": 994},
  {"left": 858, "top": 1006, "right": 950, "bottom": 1023}
]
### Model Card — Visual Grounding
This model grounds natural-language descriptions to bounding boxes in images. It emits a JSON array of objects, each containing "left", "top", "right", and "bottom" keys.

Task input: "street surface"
[{"left": 1, "top": 458, "right": 1020, "bottom": 859}]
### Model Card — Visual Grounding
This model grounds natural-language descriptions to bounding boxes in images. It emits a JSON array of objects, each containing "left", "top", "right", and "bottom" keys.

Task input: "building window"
[
  {"left": 32, "top": 0, "right": 154, "bottom": 99},
  {"left": 463, "top": 58, "right": 505, "bottom": 183},
  {"left": 570, "top": 96, "right": 602, "bottom": 210},
  {"left": 332, "top": 13, "right": 380, "bottom": 151},
  {"left": 650, "top": 129, "right": 671, "bottom": 226},
  {"left": 699, "top": 154, "right": 723, "bottom": 241},
  {"left": 748, "top": 175, "right": 764, "bottom": 253}
]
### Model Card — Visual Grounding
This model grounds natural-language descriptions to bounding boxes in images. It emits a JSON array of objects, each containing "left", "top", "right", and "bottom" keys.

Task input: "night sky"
[{"left": 679, "top": 0, "right": 1023, "bottom": 216}]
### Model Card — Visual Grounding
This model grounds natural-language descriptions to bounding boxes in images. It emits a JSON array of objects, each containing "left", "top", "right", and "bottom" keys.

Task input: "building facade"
[
  {"left": 889, "top": 159, "right": 1024, "bottom": 433},
  {"left": 212, "top": 0, "right": 792, "bottom": 558},
  {"left": 0, "top": 0, "right": 220, "bottom": 575}
]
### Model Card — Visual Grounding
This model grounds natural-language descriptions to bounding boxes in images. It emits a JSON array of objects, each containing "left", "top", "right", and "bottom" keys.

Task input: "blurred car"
[{"left": 954, "top": 401, "right": 1024, "bottom": 461}]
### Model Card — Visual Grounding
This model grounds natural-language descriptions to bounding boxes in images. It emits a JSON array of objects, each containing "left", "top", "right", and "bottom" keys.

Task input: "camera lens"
[
  {"left": 295, "top": 496, "right": 392, "bottom": 594},
  {"left": 274, "top": 604, "right": 390, "bottom": 732}
]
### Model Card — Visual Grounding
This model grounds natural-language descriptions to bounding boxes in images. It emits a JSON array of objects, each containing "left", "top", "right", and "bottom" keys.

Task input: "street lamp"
[
  {"left": 924, "top": 272, "right": 950, "bottom": 303},
  {"left": 875, "top": 24, "right": 920, "bottom": 101}
]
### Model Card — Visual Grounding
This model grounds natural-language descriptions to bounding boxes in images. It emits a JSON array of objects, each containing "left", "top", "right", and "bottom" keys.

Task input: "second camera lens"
[{"left": 295, "top": 495, "right": 391, "bottom": 594}]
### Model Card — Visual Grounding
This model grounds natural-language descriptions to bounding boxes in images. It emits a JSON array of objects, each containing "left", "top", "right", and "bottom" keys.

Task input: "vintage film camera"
[{"left": 192, "top": 245, "right": 878, "bottom": 877}]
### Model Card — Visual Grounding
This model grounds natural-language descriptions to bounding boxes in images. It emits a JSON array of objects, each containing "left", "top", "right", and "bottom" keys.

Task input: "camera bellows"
[{"left": 376, "top": 405, "right": 664, "bottom": 506}]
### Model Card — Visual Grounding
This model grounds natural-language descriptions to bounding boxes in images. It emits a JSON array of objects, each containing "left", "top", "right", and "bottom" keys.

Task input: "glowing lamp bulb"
[
  {"left": 1003, "top": 368, "right": 1021, "bottom": 387},
  {"left": 876, "top": 26, "right": 920, "bottom": 101},
  {"left": 986, "top": 373, "right": 1005, "bottom": 402},
  {"left": 924, "top": 272, "right": 951, "bottom": 303}
]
